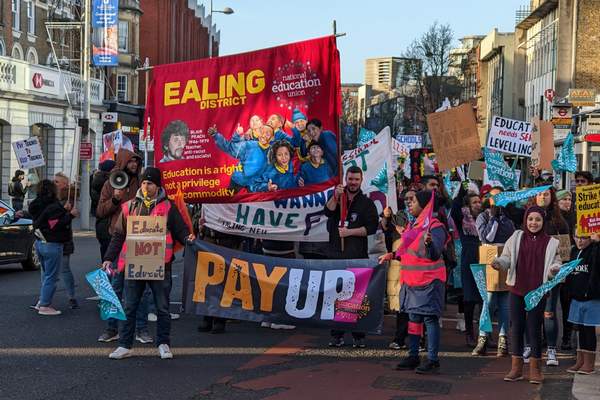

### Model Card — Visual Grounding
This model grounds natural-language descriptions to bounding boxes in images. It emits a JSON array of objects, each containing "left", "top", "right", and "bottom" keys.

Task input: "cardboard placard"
[
  {"left": 125, "top": 216, "right": 167, "bottom": 280},
  {"left": 552, "top": 234, "right": 572, "bottom": 262},
  {"left": 427, "top": 104, "right": 482, "bottom": 171},
  {"left": 479, "top": 244, "right": 508, "bottom": 292},
  {"left": 531, "top": 118, "right": 554, "bottom": 170},
  {"left": 575, "top": 184, "right": 600, "bottom": 236},
  {"left": 467, "top": 161, "right": 485, "bottom": 181}
]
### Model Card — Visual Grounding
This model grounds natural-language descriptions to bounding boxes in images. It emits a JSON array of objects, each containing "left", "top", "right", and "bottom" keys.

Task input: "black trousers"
[
  {"left": 574, "top": 324, "right": 597, "bottom": 352},
  {"left": 394, "top": 312, "right": 409, "bottom": 344},
  {"left": 509, "top": 292, "right": 546, "bottom": 358}
]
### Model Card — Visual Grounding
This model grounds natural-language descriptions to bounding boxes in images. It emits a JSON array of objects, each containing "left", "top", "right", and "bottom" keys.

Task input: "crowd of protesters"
[{"left": 8, "top": 149, "right": 599, "bottom": 379}]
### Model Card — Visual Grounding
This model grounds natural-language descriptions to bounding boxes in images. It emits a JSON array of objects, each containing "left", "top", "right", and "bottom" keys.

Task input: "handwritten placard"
[
  {"left": 427, "top": 104, "right": 482, "bottom": 171},
  {"left": 125, "top": 215, "right": 167, "bottom": 280},
  {"left": 552, "top": 234, "right": 572, "bottom": 262}
]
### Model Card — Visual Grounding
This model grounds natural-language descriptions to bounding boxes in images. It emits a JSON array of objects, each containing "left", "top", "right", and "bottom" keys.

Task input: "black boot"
[
  {"left": 395, "top": 355, "right": 420, "bottom": 370},
  {"left": 415, "top": 359, "right": 440, "bottom": 374},
  {"left": 197, "top": 317, "right": 212, "bottom": 332},
  {"left": 471, "top": 335, "right": 488, "bottom": 356}
]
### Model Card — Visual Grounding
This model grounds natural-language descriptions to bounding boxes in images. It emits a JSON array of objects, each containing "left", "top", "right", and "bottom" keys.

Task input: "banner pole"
[{"left": 333, "top": 21, "right": 345, "bottom": 253}]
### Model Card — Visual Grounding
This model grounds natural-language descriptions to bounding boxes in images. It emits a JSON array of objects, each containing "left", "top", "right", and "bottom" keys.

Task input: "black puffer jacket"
[{"left": 567, "top": 243, "right": 600, "bottom": 301}]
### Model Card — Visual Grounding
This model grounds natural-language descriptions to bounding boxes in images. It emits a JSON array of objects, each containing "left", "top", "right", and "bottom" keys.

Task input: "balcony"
[{"left": 0, "top": 55, "right": 104, "bottom": 106}]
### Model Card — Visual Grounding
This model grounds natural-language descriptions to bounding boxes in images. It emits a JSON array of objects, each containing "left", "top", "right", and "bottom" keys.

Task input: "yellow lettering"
[
  {"left": 192, "top": 252, "right": 225, "bottom": 303},
  {"left": 252, "top": 264, "right": 286, "bottom": 312},
  {"left": 226, "top": 73, "right": 246, "bottom": 97},
  {"left": 181, "top": 80, "right": 201, "bottom": 104},
  {"left": 164, "top": 82, "right": 181, "bottom": 106},
  {"left": 246, "top": 69, "right": 265, "bottom": 94},
  {"left": 202, "top": 77, "right": 218, "bottom": 100},
  {"left": 219, "top": 75, "right": 226, "bottom": 98},
  {"left": 220, "top": 258, "right": 253, "bottom": 310}
]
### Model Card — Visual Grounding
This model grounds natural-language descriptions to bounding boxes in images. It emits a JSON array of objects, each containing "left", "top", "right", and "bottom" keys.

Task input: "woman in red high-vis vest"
[{"left": 380, "top": 190, "right": 449, "bottom": 374}]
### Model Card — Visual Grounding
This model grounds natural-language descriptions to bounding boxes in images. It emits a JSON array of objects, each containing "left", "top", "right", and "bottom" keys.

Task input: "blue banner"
[
  {"left": 483, "top": 148, "right": 518, "bottom": 190},
  {"left": 92, "top": 0, "right": 118, "bottom": 66},
  {"left": 524, "top": 258, "right": 582, "bottom": 311},
  {"left": 492, "top": 185, "right": 552, "bottom": 207},
  {"left": 183, "top": 240, "right": 386, "bottom": 333},
  {"left": 551, "top": 132, "right": 577, "bottom": 173},
  {"left": 470, "top": 264, "right": 492, "bottom": 333},
  {"left": 85, "top": 269, "right": 126, "bottom": 320}
]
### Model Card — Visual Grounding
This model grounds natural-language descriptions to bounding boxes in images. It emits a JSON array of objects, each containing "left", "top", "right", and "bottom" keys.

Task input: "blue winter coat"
[
  {"left": 250, "top": 161, "right": 297, "bottom": 192},
  {"left": 214, "top": 131, "right": 269, "bottom": 187},
  {"left": 298, "top": 160, "right": 333, "bottom": 185}
]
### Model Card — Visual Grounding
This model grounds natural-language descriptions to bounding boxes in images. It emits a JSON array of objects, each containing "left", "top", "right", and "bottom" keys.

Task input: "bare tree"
[{"left": 403, "top": 22, "right": 458, "bottom": 117}]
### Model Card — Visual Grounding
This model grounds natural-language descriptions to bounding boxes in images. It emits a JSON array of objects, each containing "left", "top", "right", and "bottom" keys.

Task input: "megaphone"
[{"left": 109, "top": 170, "right": 129, "bottom": 190}]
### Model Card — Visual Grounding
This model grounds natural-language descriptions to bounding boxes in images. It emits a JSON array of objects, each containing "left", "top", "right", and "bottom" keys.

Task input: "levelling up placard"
[
  {"left": 125, "top": 216, "right": 167, "bottom": 280},
  {"left": 486, "top": 116, "right": 532, "bottom": 157}
]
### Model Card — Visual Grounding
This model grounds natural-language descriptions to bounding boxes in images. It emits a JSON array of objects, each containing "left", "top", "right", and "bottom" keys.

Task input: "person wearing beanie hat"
[
  {"left": 492, "top": 205, "right": 562, "bottom": 384},
  {"left": 291, "top": 108, "right": 307, "bottom": 123},
  {"left": 380, "top": 190, "right": 450, "bottom": 374},
  {"left": 101, "top": 167, "right": 195, "bottom": 361}
]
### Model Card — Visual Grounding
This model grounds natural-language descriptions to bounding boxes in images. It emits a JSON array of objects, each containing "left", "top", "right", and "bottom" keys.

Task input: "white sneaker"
[
  {"left": 147, "top": 313, "right": 157, "bottom": 322},
  {"left": 456, "top": 313, "right": 466, "bottom": 332},
  {"left": 109, "top": 347, "right": 132, "bottom": 360},
  {"left": 158, "top": 344, "right": 173, "bottom": 359},
  {"left": 170, "top": 313, "right": 180, "bottom": 320},
  {"left": 439, "top": 318, "right": 443, "bottom": 328},
  {"left": 270, "top": 324, "right": 296, "bottom": 330},
  {"left": 546, "top": 347, "right": 559, "bottom": 366},
  {"left": 523, "top": 346, "right": 532, "bottom": 364},
  {"left": 260, "top": 322, "right": 272, "bottom": 328}
]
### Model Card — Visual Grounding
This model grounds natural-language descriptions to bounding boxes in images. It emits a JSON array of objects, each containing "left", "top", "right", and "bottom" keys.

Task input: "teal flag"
[
  {"left": 484, "top": 148, "right": 518, "bottom": 190},
  {"left": 525, "top": 259, "right": 582, "bottom": 311},
  {"left": 470, "top": 264, "right": 492, "bottom": 333},
  {"left": 370, "top": 162, "right": 389, "bottom": 193},
  {"left": 551, "top": 132, "right": 577, "bottom": 173},
  {"left": 492, "top": 185, "right": 552, "bottom": 207},
  {"left": 85, "top": 269, "right": 126, "bottom": 320},
  {"left": 357, "top": 128, "right": 376, "bottom": 146}
]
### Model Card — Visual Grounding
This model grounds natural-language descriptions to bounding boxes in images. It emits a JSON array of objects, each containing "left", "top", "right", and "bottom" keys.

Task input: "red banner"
[{"left": 146, "top": 36, "right": 341, "bottom": 203}]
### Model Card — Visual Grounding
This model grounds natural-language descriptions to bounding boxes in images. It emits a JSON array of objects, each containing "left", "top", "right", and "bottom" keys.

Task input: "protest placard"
[
  {"left": 552, "top": 234, "right": 572, "bottom": 262},
  {"left": 575, "top": 184, "right": 600, "bottom": 236},
  {"left": 183, "top": 240, "right": 386, "bottom": 333},
  {"left": 530, "top": 118, "right": 554, "bottom": 170},
  {"left": 426, "top": 103, "right": 481, "bottom": 171},
  {"left": 392, "top": 135, "right": 423, "bottom": 177},
  {"left": 486, "top": 116, "right": 532, "bottom": 157},
  {"left": 146, "top": 36, "right": 341, "bottom": 203},
  {"left": 12, "top": 137, "right": 46, "bottom": 169},
  {"left": 125, "top": 216, "right": 167, "bottom": 280}
]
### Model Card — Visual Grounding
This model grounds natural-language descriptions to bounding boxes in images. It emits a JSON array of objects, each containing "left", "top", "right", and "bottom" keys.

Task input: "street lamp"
[{"left": 208, "top": 0, "right": 234, "bottom": 58}]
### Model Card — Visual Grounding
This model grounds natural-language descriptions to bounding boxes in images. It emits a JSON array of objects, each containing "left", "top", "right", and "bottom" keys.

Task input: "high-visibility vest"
[
  {"left": 116, "top": 199, "right": 174, "bottom": 272},
  {"left": 399, "top": 219, "right": 448, "bottom": 287}
]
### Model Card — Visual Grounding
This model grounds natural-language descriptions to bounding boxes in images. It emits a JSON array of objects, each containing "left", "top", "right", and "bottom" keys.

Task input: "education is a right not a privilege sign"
[{"left": 486, "top": 116, "right": 532, "bottom": 157}]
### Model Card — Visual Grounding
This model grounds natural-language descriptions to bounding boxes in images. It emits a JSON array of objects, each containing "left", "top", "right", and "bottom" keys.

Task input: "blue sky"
[{"left": 214, "top": 0, "right": 528, "bottom": 83}]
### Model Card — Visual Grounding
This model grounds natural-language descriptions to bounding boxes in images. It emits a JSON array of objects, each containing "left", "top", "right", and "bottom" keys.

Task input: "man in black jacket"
[
  {"left": 101, "top": 167, "right": 194, "bottom": 360},
  {"left": 324, "top": 165, "right": 378, "bottom": 348}
]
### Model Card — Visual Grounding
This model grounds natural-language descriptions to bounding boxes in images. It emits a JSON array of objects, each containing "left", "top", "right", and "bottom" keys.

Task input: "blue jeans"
[
  {"left": 408, "top": 313, "right": 440, "bottom": 362},
  {"left": 543, "top": 285, "right": 559, "bottom": 347},
  {"left": 36, "top": 241, "right": 64, "bottom": 307},
  {"left": 61, "top": 255, "right": 75, "bottom": 299},
  {"left": 480, "top": 291, "right": 509, "bottom": 337},
  {"left": 107, "top": 270, "right": 148, "bottom": 333},
  {"left": 119, "top": 273, "right": 172, "bottom": 349}
]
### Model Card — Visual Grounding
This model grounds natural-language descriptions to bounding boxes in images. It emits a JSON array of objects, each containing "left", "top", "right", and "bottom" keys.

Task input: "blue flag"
[
  {"left": 484, "top": 148, "right": 519, "bottom": 190},
  {"left": 470, "top": 264, "right": 492, "bottom": 333},
  {"left": 492, "top": 185, "right": 552, "bottom": 207},
  {"left": 551, "top": 132, "right": 577, "bottom": 173},
  {"left": 85, "top": 269, "right": 126, "bottom": 321},
  {"left": 357, "top": 128, "right": 376, "bottom": 147},
  {"left": 524, "top": 258, "right": 582, "bottom": 311}
]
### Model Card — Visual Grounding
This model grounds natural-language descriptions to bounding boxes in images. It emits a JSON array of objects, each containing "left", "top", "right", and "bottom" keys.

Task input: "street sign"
[
  {"left": 101, "top": 112, "right": 118, "bottom": 123},
  {"left": 544, "top": 89, "right": 555, "bottom": 103},
  {"left": 80, "top": 142, "right": 93, "bottom": 160},
  {"left": 569, "top": 88, "right": 596, "bottom": 107},
  {"left": 552, "top": 104, "right": 572, "bottom": 127}
]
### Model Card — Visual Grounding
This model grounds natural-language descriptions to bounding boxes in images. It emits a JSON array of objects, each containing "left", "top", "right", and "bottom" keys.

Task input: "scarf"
[
  {"left": 275, "top": 163, "right": 289, "bottom": 174},
  {"left": 461, "top": 206, "right": 478, "bottom": 236}
]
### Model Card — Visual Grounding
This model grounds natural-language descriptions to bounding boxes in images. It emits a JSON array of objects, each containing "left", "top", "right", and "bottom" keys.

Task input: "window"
[
  {"left": 11, "top": 43, "right": 23, "bottom": 59},
  {"left": 26, "top": 47, "right": 37, "bottom": 64},
  {"left": 118, "top": 20, "right": 128, "bottom": 52},
  {"left": 0, "top": 40, "right": 5, "bottom": 56},
  {"left": 27, "top": 1, "right": 34, "bottom": 34},
  {"left": 117, "top": 75, "right": 128, "bottom": 102},
  {"left": 12, "top": 0, "right": 20, "bottom": 31}
]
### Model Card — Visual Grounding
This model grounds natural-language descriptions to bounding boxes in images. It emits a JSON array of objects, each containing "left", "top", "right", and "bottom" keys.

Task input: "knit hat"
[
  {"left": 556, "top": 189, "right": 571, "bottom": 201},
  {"left": 99, "top": 159, "right": 116, "bottom": 172},
  {"left": 291, "top": 108, "right": 307, "bottom": 123},
  {"left": 140, "top": 167, "right": 161, "bottom": 187}
]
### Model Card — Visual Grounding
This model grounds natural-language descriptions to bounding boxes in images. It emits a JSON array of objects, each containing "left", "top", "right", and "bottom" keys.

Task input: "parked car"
[{"left": 0, "top": 200, "right": 39, "bottom": 270}]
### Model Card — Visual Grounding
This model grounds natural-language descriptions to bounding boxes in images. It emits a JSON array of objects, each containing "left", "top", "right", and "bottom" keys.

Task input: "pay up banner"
[
  {"left": 147, "top": 36, "right": 341, "bottom": 203},
  {"left": 183, "top": 240, "right": 386, "bottom": 333},
  {"left": 576, "top": 184, "right": 600, "bottom": 236},
  {"left": 124, "top": 216, "right": 167, "bottom": 280},
  {"left": 486, "top": 116, "right": 532, "bottom": 157},
  {"left": 203, "top": 126, "right": 398, "bottom": 241}
]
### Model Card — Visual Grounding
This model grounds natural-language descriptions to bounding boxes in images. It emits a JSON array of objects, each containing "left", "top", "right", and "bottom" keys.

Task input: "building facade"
[{"left": 0, "top": 0, "right": 104, "bottom": 201}]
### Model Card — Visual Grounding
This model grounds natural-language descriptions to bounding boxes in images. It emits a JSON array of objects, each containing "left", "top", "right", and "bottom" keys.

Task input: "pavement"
[{"left": 0, "top": 235, "right": 596, "bottom": 400}]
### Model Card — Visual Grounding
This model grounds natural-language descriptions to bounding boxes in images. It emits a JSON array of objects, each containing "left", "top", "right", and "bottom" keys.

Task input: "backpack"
[{"left": 8, "top": 182, "right": 15, "bottom": 197}]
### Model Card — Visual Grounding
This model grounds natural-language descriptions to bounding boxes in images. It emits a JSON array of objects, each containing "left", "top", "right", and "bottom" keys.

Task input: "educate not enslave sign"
[{"left": 125, "top": 216, "right": 167, "bottom": 280}]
